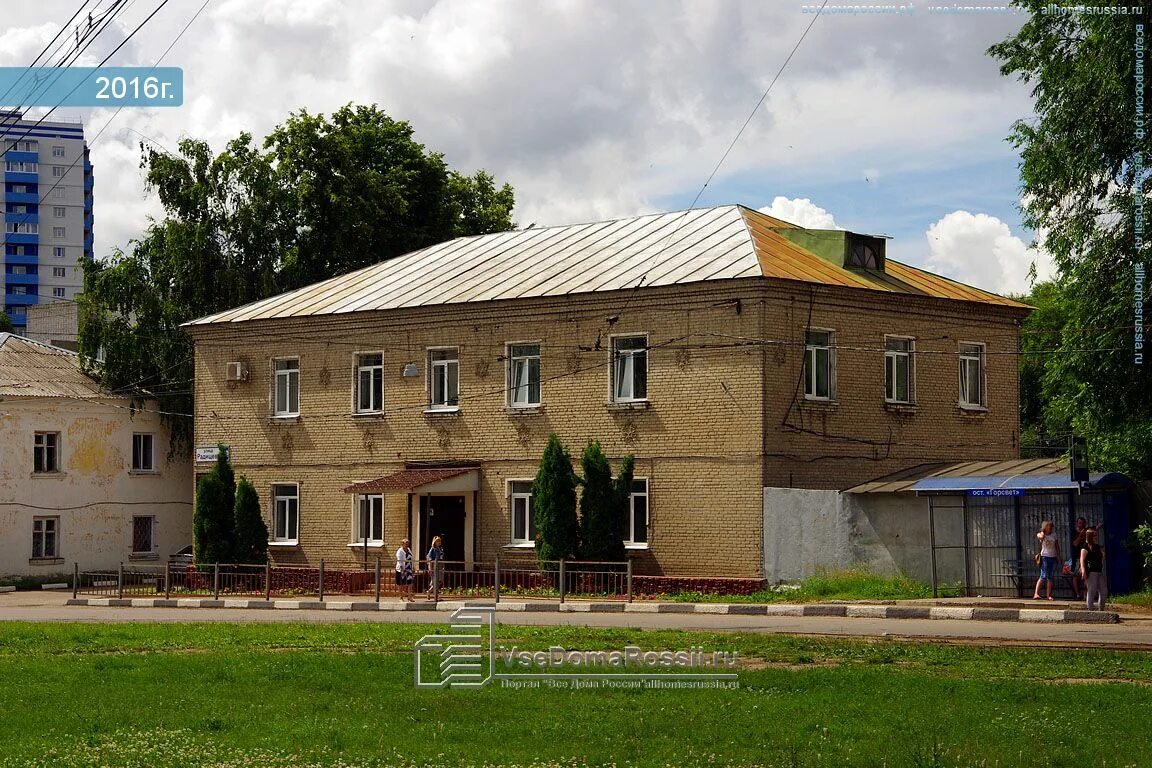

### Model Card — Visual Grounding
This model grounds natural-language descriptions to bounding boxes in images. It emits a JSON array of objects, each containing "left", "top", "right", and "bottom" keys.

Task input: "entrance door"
[{"left": 419, "top": 495, "right": 466, "bottom": 568}]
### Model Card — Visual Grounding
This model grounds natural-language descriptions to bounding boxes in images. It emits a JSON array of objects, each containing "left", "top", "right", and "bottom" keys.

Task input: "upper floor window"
[
  {"left": 958, "top": 342, "right": 986, "bottom": 408},
  {"left": 52, "top": 227, "right": 65, "bottom": 238},
  {"left": 53, "top": 267, "right": 66, "bottom": 278},
  {"left": 355, "top": 494, "right": 383, "bottom": 544},
  {"left": 627, "top": 479, "right": 649, "bottom": 545},
  {"left": 53, "top": 246, "right": 66, "bottom": 258},
  {"left": 32, "top": 517, "right": 59, "bottom": 559},
  {"left": 5, "top": 222, "right": 37, "bottom": 234},
  {"left": 51, "top": 165, "right": 65, "bottom": 177},
  {"left": 884, "top": 337, "right": 914, "bottom": 404},
  {"left": 52, "top": 187, "right": 65, "bottom": 199},
  {"left": 10, "top": 265, "right": 27, "bottom": 275},
  {"left": 132, "top": 433, "right": 155, "bottom": 472},
  {"left": 52, "top": 287, "right": 65, "bottom": 298},
  {"left": 52, "top": 145, "right": 65, "bottom": 158},
  {"left": 4, "top": 161, "right": 37, "bottom": 173},
  {"left": 612, "top": 335, "right": 648, "bottom": 402},
  {"left": 272, "top": 484, "right": 300, "bottom": 543},
  {"left": 509, "top": 481, "right": 536, "bottom": 544},
  {"left": 34, "top": 432, "right": 59, "bottom": 473},
  {"left": 355, "top": 353, "right": 383, "bottom": 413},
  {"left": 52, "top": 206, "right": 65, "bottom": 218},
  {"left": 804, "top": 330, "right": 834, "bottom": 400},
  {"left": 508, "top": 343, "right": 541, "bottom": 407},
  {"left": 429, "top": 348, "right": 459, "bottom": 410},
  {"left": 10, "top": 286, "right": 27, "bottom": 295},
  {"left": 273, "top": 359, "right": 300, "bottom": 416}
]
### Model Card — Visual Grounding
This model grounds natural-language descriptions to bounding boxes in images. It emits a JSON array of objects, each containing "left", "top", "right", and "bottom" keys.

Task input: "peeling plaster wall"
[
  {"left": 763, "top": 488, "right": 941, "bottom": 583},
  {"left": 0, "top": 397, "right": 192, "bottom": 576}
]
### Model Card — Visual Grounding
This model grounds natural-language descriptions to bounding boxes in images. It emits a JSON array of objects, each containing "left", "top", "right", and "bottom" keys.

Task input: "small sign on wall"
[
  {"left": 195, "top": 445, "right": 230, "bottom": 463},
  {"left": 966, "top": 488, "right": 1025, "bottom": 498}
]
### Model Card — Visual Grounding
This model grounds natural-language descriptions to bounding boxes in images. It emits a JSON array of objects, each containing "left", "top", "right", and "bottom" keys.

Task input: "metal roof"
[
  {"left": 343, "top": 467, "right": 479, "bottom": 493},
  {"left": 186, "top": 204, "right": 1030, "bottom": 327},
  {"left": 846, "top": 458, "right": 1132, "bottom": 494},
  {"left": 0, "top": 332, "right": 111, "bottom": 399}
]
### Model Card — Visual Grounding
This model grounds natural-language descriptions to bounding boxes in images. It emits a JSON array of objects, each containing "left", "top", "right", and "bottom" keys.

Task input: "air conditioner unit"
[{"left": 226, "top": 362, "right": 249, "bottom": 382}]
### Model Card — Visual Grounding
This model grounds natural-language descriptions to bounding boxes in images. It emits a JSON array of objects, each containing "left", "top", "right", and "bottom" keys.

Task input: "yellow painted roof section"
[
  {"left": 738, "top": 207, "right": 1030, "bottom": 309},
  {"left": 187, "top": 204, "right": 1029, "bottom": 326}
]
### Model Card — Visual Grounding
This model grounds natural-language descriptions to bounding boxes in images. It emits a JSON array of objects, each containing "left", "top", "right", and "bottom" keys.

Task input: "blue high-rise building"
[{"left": 2, "top": 110, "right": 91, "bottom": 335}]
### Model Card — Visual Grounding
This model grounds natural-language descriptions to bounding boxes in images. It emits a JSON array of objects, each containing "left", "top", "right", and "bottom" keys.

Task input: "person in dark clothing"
[
  {"left": 1070, "top": 516, "right": 1089, "bottom": 599},
  {"left": 1079, "top": 527, "right": 1106, "bottom": 611}
]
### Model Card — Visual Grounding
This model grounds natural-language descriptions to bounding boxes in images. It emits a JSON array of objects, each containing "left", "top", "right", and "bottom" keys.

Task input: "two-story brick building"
[{"left": 185, "top": 205, "right": 1030, "bottom": 578}]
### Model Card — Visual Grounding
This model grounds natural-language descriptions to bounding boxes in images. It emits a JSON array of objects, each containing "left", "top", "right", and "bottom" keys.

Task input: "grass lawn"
[{"left": 0, "top": 622, "right": 1148, "bottom": 767}]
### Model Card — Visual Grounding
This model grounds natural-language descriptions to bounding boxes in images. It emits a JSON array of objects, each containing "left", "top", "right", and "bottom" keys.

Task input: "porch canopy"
[{"left": 343, "top": 466, "right": 480, "bottom": 494}]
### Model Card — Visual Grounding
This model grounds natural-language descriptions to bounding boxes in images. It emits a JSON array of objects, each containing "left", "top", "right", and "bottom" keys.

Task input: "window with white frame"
[
  {"left": 52, "top": 287, "right": 65, "bottom": 298},
  {"left": 131, "top": 515, "right": 154, "bottom": 554},
  {"left": 273, "top": 359, "right": 300, "bottom": 416},
  {"left": 10, "top": 265, "right": 27, "bottom": 275},
  {"left": 52, "top": 267, "right": 65, "bottom": 278},
  {"left": 429, "top": 348, "right": 459, "bottom": 409},
  {"left": 20, "top": 140, "right": 36, "bottom": 152},
  {"left": 884, "top": 337, "right": 914, "bottom": 404},
  {"left": 52, "top": 187, "right": 65, "bottom": 199},
  {"left": 627, "top": 479, "right": 648, "bottom": 545},
  {"left": 509, "top": 481, "right": 536, "bottom": 544},
  {"left": 32, "top": 517, "right": 59, "bottom": 558},
  {"left": 52, "top": 206, "right": 65, "bottom": 218},
  {"left": 132, "top": 433, "right": 155, "bottom": 471},
  {"left": 508, "top": 343, "right": 541, "bottom": 407},
  {"left": 804, "top": 330, "right": 834, "bottom": 400},
  {"left": 5, "top": 222, "right": 37, "bottom": 234},
  {"left": 53, "top": 246, "right": 66, "bottom": 258},
  {"left": 612, "top": 335, "right": 648, "bottom": 402},
  {"left": 52, "top": 145, "right": 65, "bottom": 157},
  {"left": 34, "top": 432, "right": 59, "bottom": 473},
  {"left": 958, "top": 342, "right": 986, "bottom": 408},
  {"left": 272, "top": 484, "right": 299, "bottom": 543},
  {"left": 4, "top": 161, "right": 37, "bottom": 173},
  {"left": 10, "top": 286, "right": 27, "bottom": 295},
  {"left": 355, "top": 494, "right": 383, "bottom": 543},
  {"left": 355, "top": 353, "right": 384, "bottom": 413},
  {"left": 10, "top": 204, "right": 26, "bottom": 214},
  {"left": 52, "top": 165, "right": 65, "bottom": 177},
  {"left": 52, "top": 226, "right": 65, "bottom": 238}
]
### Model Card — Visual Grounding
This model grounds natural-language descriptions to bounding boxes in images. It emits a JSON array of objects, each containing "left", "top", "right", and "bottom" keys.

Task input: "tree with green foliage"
[
  {"left": 193, "top": 446, "right": 236, "bottom": 564},
  {"left": 578, "top": 441, "right": 614, "bottom": 561},
  {"left": 0, "top": 312, "right": 13, "bottom": 334},
  {"left": 232, "top": 477, "right": 268, "bottom": 565},
  {"left": 990, "top": 3, "right": 1152, "bottom": 476},
  {"left": 533, "top": 433, "right": 580, "bottom": 563},
  {"left": 578, "top": 442, "right": 631, "bottom": 563},
  {"left": 1016, "top": 280, "right": 1072, "bottom": 451},
  {"left": 79, "top": 104, "right": 515, "bottom": 453}
]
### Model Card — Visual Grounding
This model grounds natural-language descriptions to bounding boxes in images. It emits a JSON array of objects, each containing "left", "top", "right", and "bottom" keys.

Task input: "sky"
[{"left": 1, "top": 0, "right": 1054, "bottom": 295}]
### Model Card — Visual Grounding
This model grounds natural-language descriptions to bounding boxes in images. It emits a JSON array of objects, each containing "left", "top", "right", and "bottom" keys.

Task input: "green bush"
[
  {"left": 232, "top": 477, "right": 268, "bottom": 565},
  {"left": 533, "top": 433, "right": 579, "bottom": 563}
]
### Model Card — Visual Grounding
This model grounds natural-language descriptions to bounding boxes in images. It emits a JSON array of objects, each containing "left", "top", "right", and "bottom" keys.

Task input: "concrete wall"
[
  {"left": 763, "top": 487, "right": 965, "bottom": 586},
  {"left": 0, "top": 397, "right": 192, "bottom": 576}
]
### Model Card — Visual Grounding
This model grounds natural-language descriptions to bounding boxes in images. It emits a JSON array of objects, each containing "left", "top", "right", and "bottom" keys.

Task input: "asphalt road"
[{"left": 3, "top": 592, "right": 1150, "bottom": 649}]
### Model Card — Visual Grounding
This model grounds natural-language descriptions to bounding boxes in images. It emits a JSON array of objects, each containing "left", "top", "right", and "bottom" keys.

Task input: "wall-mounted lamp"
[{"left": 402, "top": 362, "right": 419, "bottom": 378}]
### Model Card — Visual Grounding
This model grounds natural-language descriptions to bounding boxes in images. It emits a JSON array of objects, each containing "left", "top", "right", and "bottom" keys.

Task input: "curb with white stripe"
[{"left": 63, "top": 598, "right": 1119, "bottom": 624}]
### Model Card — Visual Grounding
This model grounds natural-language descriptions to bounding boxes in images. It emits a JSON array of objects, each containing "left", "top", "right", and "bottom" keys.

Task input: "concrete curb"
[{"left": 62, "top": 598, "right": 1120, "bottom": 624}]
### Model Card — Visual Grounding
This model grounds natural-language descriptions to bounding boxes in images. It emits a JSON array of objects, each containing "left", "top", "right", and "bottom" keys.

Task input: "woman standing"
[
  {"left": 1070, "top": 517, "right": 1088, "bottom": 599},
  {"left": 426, "top": 535, "right": 444, "bottom": 599},
  {"left": 1079, "top": 527, "right": 1107, "bottom": 611},
  {"left": 1033, "top": 520, "right": 1061, "bottom": 601},
  {"left": 395, "top": 538, "right": 414, "bottom": 602}
]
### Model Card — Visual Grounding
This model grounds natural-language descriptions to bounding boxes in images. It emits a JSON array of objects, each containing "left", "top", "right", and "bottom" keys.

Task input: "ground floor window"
[
  {"left": 272, "top": 484, "right": 300, "bottom": 543},
  {"left": 509, "top": 481, "right": 536, "bottom": 544},
  {"left": 355, "top": 494, "right": 383, "bottom": 544},
  {"left": 132, "top": 515, "right": 154, "bottom": 554},
  {"left": 32, "top": 517, "right": 59, "bottom": 559},
  {"left": 628, "top": 479, "right": 648, "bottom": 545}
]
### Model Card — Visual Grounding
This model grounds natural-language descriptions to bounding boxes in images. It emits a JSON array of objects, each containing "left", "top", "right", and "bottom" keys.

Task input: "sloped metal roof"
[
  {"left": 0, "top": 332, "right": 111, "bottom": 399},
  {"left": 186, "top": 204, "right": 1029, "bottom": 327},
  {"left": 845, "top": 458, "right": 1131, "bottom": 494},
  {"left": 343, "top": 467, "right": 479, "bottom": 493}
]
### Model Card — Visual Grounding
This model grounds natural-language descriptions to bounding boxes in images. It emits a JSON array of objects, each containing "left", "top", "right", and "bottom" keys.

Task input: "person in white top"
[
  {"left": 394, "top": 538, "right": 414, "bottom": 602},
  {"left": 1033, "top": 520, "right": 1062, "bottom": 601}
]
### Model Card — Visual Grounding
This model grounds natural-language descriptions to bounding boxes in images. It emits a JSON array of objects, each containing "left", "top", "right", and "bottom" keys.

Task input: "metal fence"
[{"left": 74, "top": 558, "right": 635, "bottom": 602}]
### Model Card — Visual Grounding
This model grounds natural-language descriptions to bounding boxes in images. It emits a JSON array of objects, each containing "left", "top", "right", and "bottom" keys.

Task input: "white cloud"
[
  {"left": 924, "top": 211, "right": 1055, "bottom": 296},
  {"left": 758, "top": 196, "right": 839, "bottom": 229}
]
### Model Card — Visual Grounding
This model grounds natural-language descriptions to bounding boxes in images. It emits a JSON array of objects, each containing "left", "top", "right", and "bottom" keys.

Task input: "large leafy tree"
[
  {"left": 79, "top": 104, "right": 515, "bottom": 451},
  {"left": 0, "top": 312, "right": 12, "bottom": 334},
  {"left": 990, "top": 2, "right": 1152, "bottom": 476}
]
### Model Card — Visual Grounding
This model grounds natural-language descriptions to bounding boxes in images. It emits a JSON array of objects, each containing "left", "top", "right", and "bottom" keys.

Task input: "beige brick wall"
[{"left": 188, "top": 278, "right": 1026, "bottom": 578}]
